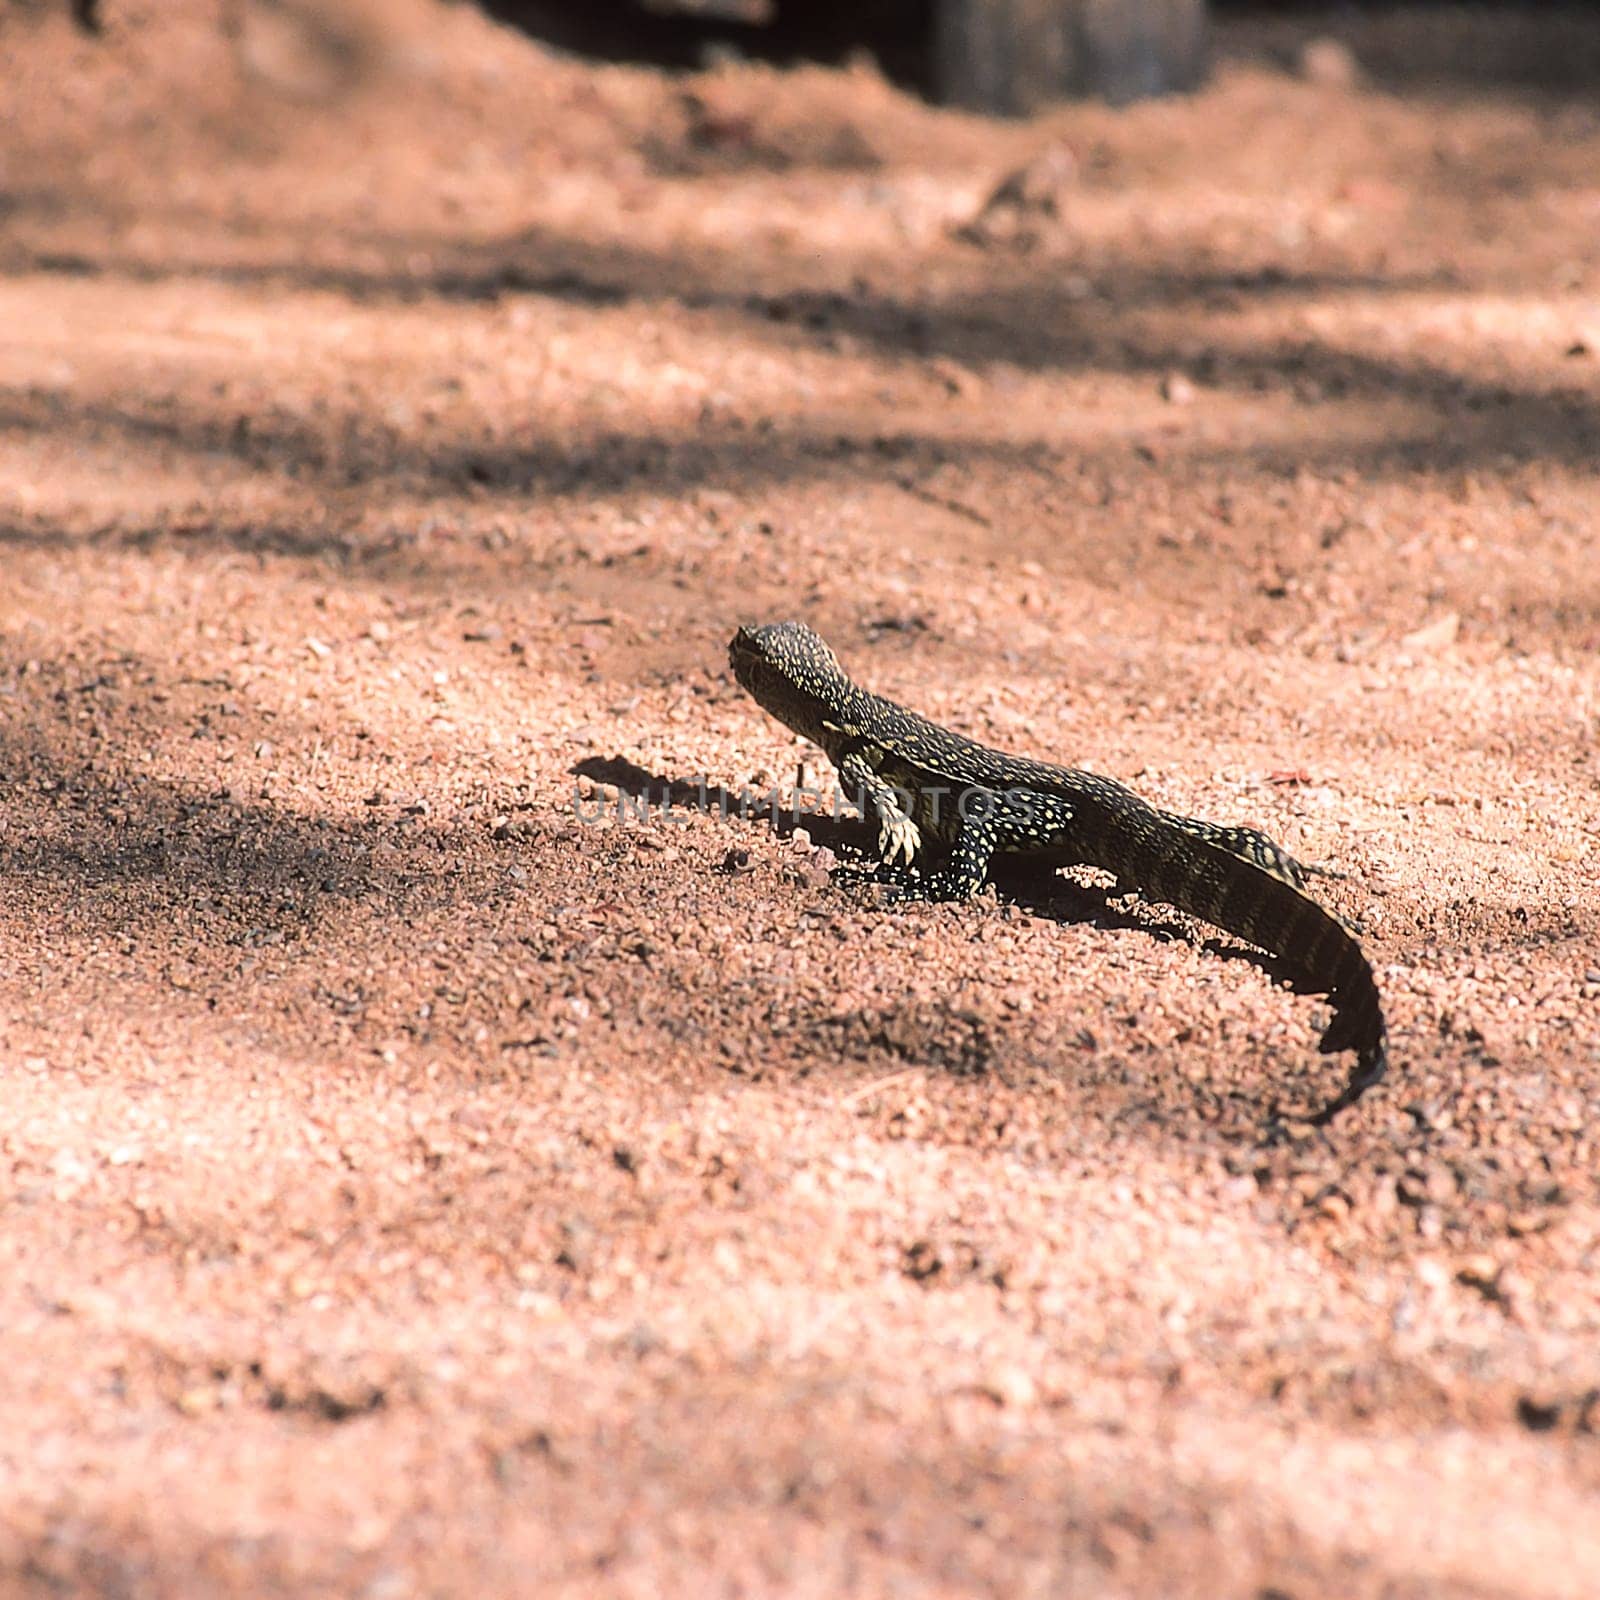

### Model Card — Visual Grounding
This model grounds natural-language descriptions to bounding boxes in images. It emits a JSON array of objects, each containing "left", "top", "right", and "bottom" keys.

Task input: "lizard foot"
[
  {"left": 830, "top": 857, "right": 923, "bottom": 901},
  {"left": 877, "top": 813, "right": 922, "bottom": 869}
]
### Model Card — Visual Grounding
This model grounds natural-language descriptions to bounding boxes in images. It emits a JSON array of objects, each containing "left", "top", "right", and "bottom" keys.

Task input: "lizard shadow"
[
  {"left": 577, "top": 755, "right": 1365, "bottom": 1120},
  {"left": 575, "top": 757, "right": 1253, "bottom": 950},
  {"left": 572, "top": 754, "right": 878, "bottom": 856},
  {"left": 577, "top": 754, "right": 1338, "bottom": 984},
  {"left": 986, "top": 861, "right": 1339, "bottom": 999}
]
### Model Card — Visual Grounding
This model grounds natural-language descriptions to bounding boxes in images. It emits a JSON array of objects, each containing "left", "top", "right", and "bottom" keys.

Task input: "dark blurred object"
[
  {"left": 935, "top": 0, "right": 1207, "bottom": 111},
  {"left": 1223, "top": 2, "right": 1600, "bottom": 94},
  {"left": 480, "top": 0, "right": 1210, "bottom": 112},
  {"left": 642, "top": 0, "right": 776, "bottom": 18}
]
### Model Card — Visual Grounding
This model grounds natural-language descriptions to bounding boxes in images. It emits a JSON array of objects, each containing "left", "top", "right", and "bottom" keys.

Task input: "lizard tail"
[
  {"left": 1134, "top": 816, "right": 1389, "bottom": 1102},
  {"left": 1315, "top": 932, "right": 1388, "bottom": 1096}
]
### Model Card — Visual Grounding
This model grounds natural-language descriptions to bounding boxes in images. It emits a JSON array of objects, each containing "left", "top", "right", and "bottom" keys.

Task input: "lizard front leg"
[
  {"left": 837, "top": 751, "right": 921, "bottom": 869},
  {"left": 919, "top": 789, "right": 1076, "bottom": 900}
]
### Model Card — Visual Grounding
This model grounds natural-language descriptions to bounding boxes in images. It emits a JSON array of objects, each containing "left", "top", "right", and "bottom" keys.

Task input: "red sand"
[{"left": 1, "top": 4, "right": 1597, "bottom": 1594}]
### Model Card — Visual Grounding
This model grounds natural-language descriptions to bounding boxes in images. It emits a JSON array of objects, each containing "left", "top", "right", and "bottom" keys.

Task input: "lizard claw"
[{"left": 878, "top": 814, "right": 921, "bottom": 868}]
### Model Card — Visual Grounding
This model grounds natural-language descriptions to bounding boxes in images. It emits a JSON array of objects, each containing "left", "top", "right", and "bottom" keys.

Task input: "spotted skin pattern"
[{"left": 730, "top": 621, "right": 1388, "bottom": 1114}]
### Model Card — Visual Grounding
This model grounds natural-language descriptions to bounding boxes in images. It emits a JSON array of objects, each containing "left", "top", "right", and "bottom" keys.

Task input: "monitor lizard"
[{"left": 730, "top": 620, "right": 1388, "bottom": 1118}]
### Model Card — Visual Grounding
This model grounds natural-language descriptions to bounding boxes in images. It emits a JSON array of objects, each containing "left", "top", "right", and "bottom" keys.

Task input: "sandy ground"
[{"left": 2, "top": 2, "right": 1599, "bottom": 1595}]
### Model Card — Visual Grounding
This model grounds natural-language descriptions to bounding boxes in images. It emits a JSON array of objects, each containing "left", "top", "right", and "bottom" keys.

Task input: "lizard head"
[{"left": 729, "top": 621, "right": 849, "bottom": 745}]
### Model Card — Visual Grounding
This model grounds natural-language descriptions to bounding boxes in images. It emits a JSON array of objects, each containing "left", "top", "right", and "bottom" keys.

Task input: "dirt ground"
[{"left": 2, "top": 2, "right": 1599, "bottom": 1595}]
